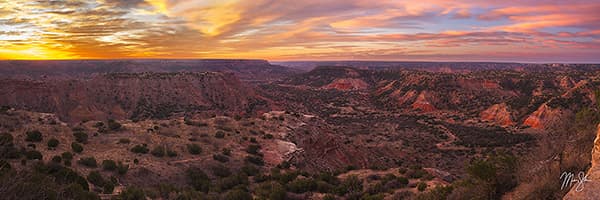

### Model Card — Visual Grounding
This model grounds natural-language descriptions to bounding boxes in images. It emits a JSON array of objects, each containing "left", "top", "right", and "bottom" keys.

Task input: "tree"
[
  {"left": 71, "top": 142, "right": 84, "bottom": 153},
  {"left": 73, "top": 131, "right": 88, "bottom": 143},
  {"left": 223, "top": 188, "right": 252, "bottom": 200},
  {"left": 107, "top": 119, "right": 122, "bottom": 131},
  {"left": 130, "top": 144, "right": 149, "bottom": 154},
  {"left": 417, "top": 182, "right": 428, "bottom": 192},
  {"left": 187, "top": 143, "right": 202, "bottom": 155},
  {"left": 78, "top": 157, "right": 98, "bottom": 168},
  {"left": 151, "top": 146, "right": 165, "bottom": 157},
  {"left": 119, "top": 187, "right": 146, "bottom": 200},
  {"left": 187, "top": 168, "right": 210, "bottom": 192},
  {"left": 25, "top": 150, "right": 42, "bottom": 160},
  {"left": 25, "top": 130, "right": 43, "bottom": 142},
  {"left": 102, "top": 160, "right": 117, "bottom": 171},
  {"left": 47, "top": 138, "right": 59, "bottom": 148}
]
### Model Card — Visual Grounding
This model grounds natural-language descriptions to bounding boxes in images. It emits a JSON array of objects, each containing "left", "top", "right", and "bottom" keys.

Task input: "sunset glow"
[{"left": 1, "top": 0, "right": 599, "bottom": 62}]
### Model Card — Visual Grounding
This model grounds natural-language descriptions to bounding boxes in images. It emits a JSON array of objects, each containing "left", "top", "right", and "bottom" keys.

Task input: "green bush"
[
  {"left": 417, "top": 182, "right": 427, "bottom": 192},
  {"left": 47, "top": 138, "right": 59, "bottom": 148},
  {"left": 255, "top": 181, "right": 286, "bottom": 200},
  {"left": 211, "top": 164, "right": 231, "bottom": 177},
  {"left": 187, "top": 143, "right": 202, "bottom": 155},
  {"left": 0, "top": 159, "right": 10, "bottom": 175},
  {"left": 78, "top": 157, "right": 98, "bottom": 168},
  {"left": 51, "top": 155, "right": 62, "bottom": 163},
  {"left": 107, "top": 119, "right": 122, "bottom": 131},
  {"left": 118, "top": 138, "right": 130, "bottom": 144},
  {"left": 71, "top": 142, "right": 84, "bottom": 153},
  {"left": 62, "top": 151, "right": 73, "bottom": 160},
  {"left": 223, "top": 188, "right": 252, "bottom": 200},
  {"left": 87, "top": 171, "right": 105, "bottom": 187},
  {"left": 103, "top": 181, "right": 115, "bottom": 194},
  {"left": 117, "top": 162, "right": 129, "bottom": 175},
  {"left": 222, "top": 148, "right": 231, "bottom": 156},
  {"left": 245, "top": 155, "right": 264, "bottom": 166},
  {"left": 335, "top": 175, "right": 363, "bottom": 195},
  {"left": 151, "top": 146, "right": 165, "bottom": 157},
  {"left": 119, "top": 187, "right": 146, "bottom": 200},
  {"left": 213, "top": 154, "right": 229, "bottom": 163},
  {"left": 246, "top": 144, "right": 261, "bottom": 155},
  {"left": 130, "top": 144, "right": 149, "bottom": 154},
  {"left": 215, "top": 131, "right": 225, "bottom": 138},
  {"left": 0, "top": 133, "right": 13, "bottom": 146},
  {"left": 187, "top": 168, "right": 210, "bottom": 192},
  {"left": 102, "top": 160, "right": 117, "bottom": 171},
  {"left": 73, "top": 131, "right": 88, "bottom": 143},
  {"left": 287, "top": 178, "right": 318, "bottom": 193},
  {"left": 25, "top": 130, "right": 43, "bottom": 142},
  {"left": 167, "top": 149, "right": 178, "bottom": 157},
  {"left": 25, "top": 150, "right": 43, "bottom": 160}
]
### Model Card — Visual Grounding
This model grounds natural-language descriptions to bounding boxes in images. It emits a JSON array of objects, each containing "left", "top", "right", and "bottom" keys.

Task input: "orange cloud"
[{"left": 0, "top": 0, "right": 599, "bottom": 61}]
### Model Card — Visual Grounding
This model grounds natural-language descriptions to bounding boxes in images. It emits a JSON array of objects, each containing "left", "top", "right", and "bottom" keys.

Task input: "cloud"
[{"left": 0, "top": 0, "right": 599, "bottom": 61}]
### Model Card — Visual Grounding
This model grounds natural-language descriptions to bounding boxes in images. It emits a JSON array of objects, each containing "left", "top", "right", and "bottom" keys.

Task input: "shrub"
[
  {"left": 73, "top": 131, "right": 88, "bottom": 143},
  {"left": 78, "top": 157, "right": 98, "bottom": 168},
  {"left": 213, "top": 154, "right": 229, "bottom": 163},
  {"left": 222, "top": 148, "right": 231, "bottom": 156},
  {"left": 417, "top": 182, "right": 427, "bottom": 192},
  {"left": 93, "top": 122, "right": 104, "bottom": 128},
  {"left": 51, "top": 155, "right": 62, "bottom": 163},
  {"left": 47, "top": 138, "right": 59, "bottom": 148},
  {"left": 246, "top": 144, "right": 261, "bottom": 155},
  {"left": 215, "top": 131, "right": 225, "bottom": 138},
  {"left": 335, "top": 175, "right": 363, "bottom": 195},
  {"left": 103, "top": 181, "right": 115, "bottom": 194},
  {"left": 167, "top": 149, "right": 178, "bottom": 157},
  {"left": 117, "top": 162, "right": 129, "bottom": 175},
  {"left": 119, "top": 187, "right": 146, "bottom": 200},
  {"left": 245, "top": 155, "right": 264, "bottom": 166},
  {"left": 0, "top": 133, "right": 13, "bottom": 146},
  {"left": 130, "top": 144, "right": 149, "bottom": 154},
  {"left": 25, "top": 130, "right": 43, "bottom": 142},
  {"left": 211, "top": 164, "right": 231, "bottom": 177},
  {"left": 187, "top": 144, "right": 202, "bottom": 155},
  {"left": 71, "top": 142, "right": 83, "bottom": 153},
  {"left": 0, "top": 159, "right": 10, "bottom": 175},
  {"left": 107, "top": 119, "right": 122, "bottom": 131},
  {"left": 102, "top": 160, "right": 117, "bottom": 171},
  {"left": 287, "top": 178, "right": 318, "bottom": 193},
  {"left": 62, "top": 151, "right": 73, "bottom": 160},
  {"left": 118, "top": 138, "right": 130, "bottom": 144},
  {"left": 255, "top": 182, "right": 286, "bottom": 200},
  {"left": 87, "top": 171, "right": 105, "bottom": 187},
  {"left": 151, "top": 146, "right": 165, "bottom": 157},
  {"left": 187, "top": 168, "right": 210, "bottom": 192},
  {"left": 223, "top": 189, "right": 252, "bottom": 200},
  {"left": 323, "top": 194, "right": 336, "bottom": 200},
  {"left": 25, "top": 150, "right": 43, "bottom": 160},
  {"left": 241, "top": 164, "right": 259, "bottom": 176}
]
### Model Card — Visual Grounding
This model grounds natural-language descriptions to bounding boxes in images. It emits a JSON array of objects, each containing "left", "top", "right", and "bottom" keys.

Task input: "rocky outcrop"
[
  {"left": 522, "top": 103, "right": 563, "bottom": 129},
  {"left": 480, "top": 103, "right": 514, "bottom": 126},
  {"left": 564, "top": 124, "right": 600, "bottom": 199},
  {"left": 323, "top": 78, "right": 369, "bottom": 90},
  {"left": 412, "top": 91, "right": 436, "bottom": 112},
  {"left": 0, "top": 72, "right": 270, "bottom": 122}
]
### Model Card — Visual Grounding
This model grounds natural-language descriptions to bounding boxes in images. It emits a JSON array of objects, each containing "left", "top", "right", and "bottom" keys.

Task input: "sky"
[{"left": 0, "top": 0, "right": 599, "bottom": 62}]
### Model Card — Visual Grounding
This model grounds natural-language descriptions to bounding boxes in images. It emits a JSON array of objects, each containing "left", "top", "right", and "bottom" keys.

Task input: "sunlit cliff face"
[{"left": 1, "top": 0, "right": 599, "bottom": 62}]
